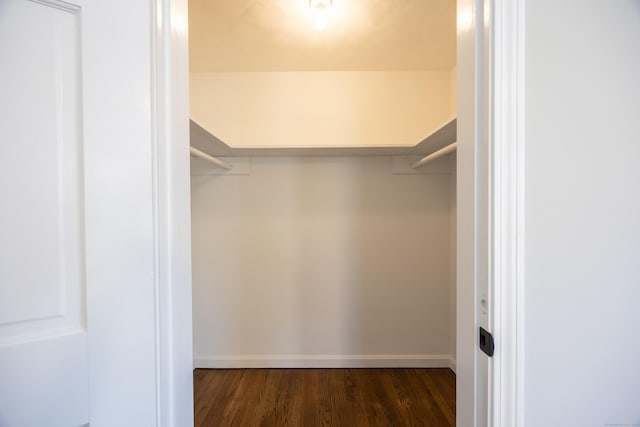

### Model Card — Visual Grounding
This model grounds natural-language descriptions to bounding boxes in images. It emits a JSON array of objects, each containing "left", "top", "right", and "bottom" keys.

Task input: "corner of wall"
[
  {"left": 450, "top": 158, "right": 457, "bottom": 362},
  {"left": 449, "top": 66, "right": 458, "bottom": 118}
]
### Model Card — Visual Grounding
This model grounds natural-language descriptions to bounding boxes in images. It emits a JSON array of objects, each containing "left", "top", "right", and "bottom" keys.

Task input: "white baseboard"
[
  {"left": 448, "top": 356, "right": 457, "bottom": 373},
  {"left": 194, "top": 354, "right": 455, "bottom": 369}
]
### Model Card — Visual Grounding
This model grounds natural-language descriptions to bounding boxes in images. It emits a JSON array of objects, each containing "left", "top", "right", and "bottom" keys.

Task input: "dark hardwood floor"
[{"left": 194, "top": 368, "right": 455, "bottom": 427}]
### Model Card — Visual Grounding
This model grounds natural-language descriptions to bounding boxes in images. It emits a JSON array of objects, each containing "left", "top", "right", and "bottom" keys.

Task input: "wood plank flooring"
[{"left": 194, "top": 368, "right": 455, "bottom": 427}]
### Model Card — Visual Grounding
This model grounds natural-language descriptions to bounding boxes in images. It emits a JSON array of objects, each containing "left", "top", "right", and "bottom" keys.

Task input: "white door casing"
[
  {"left": 489, "top": 0, "right": 526, "bottom": 426},
  {"left": 152, "top": 0, "right": 195, "bottom": 424},
  {"left": 464, "top": 0, "right": 527, "bottom": 425}
]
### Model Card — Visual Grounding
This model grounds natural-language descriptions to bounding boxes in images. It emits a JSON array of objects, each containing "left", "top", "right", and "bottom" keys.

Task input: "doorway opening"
[{"left": 187, "top": 1, "right": 459, "bottom": 425}]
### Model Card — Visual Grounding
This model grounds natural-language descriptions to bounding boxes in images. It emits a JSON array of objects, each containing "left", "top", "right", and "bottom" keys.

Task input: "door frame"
[
  {"left": 488, "top": 0, "right": 526, "bottom": 426},
  {"left": 450, "top": 0, "right": 526, "bottom": 425},
  {"left": 153, "top": 0, "right": 526, "bottom": 426},
  {"left": 456, "top": 0, "right": 486, "bottom": 424},
  {"left": 151, "top": 0, "right": 194, "bottom": 425}
]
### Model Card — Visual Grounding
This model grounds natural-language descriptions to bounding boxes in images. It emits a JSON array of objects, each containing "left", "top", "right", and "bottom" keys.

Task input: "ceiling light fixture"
[{"left": 309, "top": 0, "right": 332, "bottom": 30}]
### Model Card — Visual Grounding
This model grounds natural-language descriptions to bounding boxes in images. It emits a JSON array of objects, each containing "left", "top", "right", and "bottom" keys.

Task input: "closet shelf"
[{"left": 189, "top": 117, "right": 456, "bottom": 158}]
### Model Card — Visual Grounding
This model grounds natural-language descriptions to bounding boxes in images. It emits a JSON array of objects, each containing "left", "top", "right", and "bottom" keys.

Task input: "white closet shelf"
[{"left": 189, "top": 117, "right": 456, "bottom": 158}]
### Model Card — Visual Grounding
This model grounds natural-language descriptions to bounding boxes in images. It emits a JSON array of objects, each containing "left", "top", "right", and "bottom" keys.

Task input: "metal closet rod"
[
  {"left": 190, "top": 146, "right": 232, "bottom": 170},
  {"left": 411, "top": 142, "right": 457, "bottom": 169}
]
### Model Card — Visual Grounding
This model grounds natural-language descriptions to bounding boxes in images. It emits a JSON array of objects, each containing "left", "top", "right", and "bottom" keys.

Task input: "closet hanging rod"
[
  {"left": 411, "top": 142, "right": 457, "bottom": 169},
  {"left": 190, "top": 146, "right": 232, "bottom": 170}
]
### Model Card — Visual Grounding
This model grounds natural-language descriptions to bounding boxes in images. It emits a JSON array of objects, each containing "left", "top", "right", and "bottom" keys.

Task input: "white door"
[
  {"left": 0, "top": 1, "right": 88, "bottom": 426},
  {"left": 0, "top": 0, "right": 194, "bottom": 426}
]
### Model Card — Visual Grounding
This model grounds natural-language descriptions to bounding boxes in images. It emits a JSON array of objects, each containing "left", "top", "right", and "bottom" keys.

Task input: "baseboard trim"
[
  {"left": 194, "top": 354, "right": 454, "bottom": 369},
  {"left": 448, "top": 356, "right": 457, "bottom": 374}
]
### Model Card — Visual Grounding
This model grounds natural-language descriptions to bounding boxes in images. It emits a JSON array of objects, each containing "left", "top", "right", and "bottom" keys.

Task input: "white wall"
[
  {"left": 449, "top": 66, "right": 457, "bottom": 118},
  {"left": 450, "top": 156, "right": 457, "bottom": 365},
  {"left": 191, "top": 156, "right": 456, "bottom": 367},
  {"left": 190, "top": 71, "right": 454, "bottom": 149},
  {"left": 523, "top": 1, "right": 640, "bottom": 425}
]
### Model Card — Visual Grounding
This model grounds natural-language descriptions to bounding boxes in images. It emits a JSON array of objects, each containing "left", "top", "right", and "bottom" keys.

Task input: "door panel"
[{"left": 0, "top": 1, "right": 88, "bottom": 425}]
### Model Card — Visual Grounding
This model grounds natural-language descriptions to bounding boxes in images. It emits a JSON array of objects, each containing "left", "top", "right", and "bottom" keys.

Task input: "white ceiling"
[{"left": 189, "top": 0, "right": 456, "bottom": 72}]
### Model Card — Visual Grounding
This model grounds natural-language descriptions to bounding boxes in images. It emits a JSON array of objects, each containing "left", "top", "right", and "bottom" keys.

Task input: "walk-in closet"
[{"left": 188, "top": 1, "right": 458, "bottom": 424}]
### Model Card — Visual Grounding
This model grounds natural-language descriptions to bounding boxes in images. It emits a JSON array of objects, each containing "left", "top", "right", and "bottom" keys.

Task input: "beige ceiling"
[{"left": 189, "top": 0, "right": 456, "bottom": 72}]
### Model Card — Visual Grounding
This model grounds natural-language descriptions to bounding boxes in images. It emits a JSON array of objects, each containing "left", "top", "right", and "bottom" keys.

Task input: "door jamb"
[{"left": 152, "top": 0, "right": 194, "bottom": 426}]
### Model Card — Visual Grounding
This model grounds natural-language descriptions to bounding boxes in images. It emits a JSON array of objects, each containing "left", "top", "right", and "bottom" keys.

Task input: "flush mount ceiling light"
[{"left": 309, "top": 0, "right": 333, "bottom": 30}]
